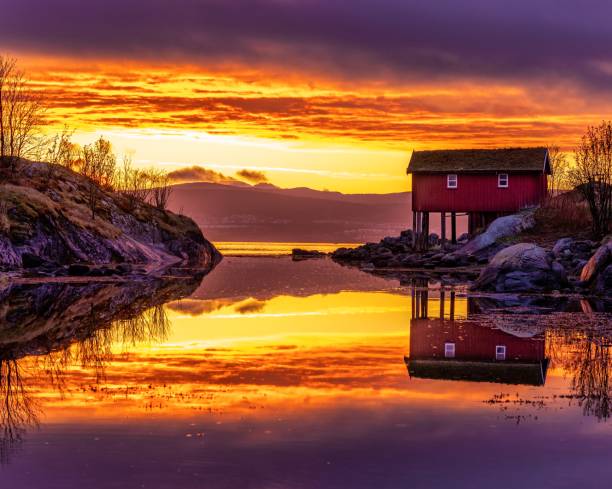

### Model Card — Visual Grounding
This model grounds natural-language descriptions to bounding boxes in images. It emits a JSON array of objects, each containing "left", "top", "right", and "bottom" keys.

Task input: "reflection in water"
[
  {"left": 406, "top": 288, "right": 548, "bottom": 386},
  {"left": 0, "top": 258, "right": 611, "bottom": 487},
  {"left": 0, "top": 359, "right": 39, "bottom": 465},
  {"left": 406, "top": 284, "right": 612, "bottom": 420},
  {"left": 0, "top": 274, "right": 204, "bottom": 464},
  {"left": 549, "top": 327, "right": 612, "bottom": 420}
]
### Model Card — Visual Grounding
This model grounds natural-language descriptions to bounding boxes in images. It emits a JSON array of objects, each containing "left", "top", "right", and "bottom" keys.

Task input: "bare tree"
[
  {"left": 150, "top": 170, "right": 173, "bottom": 210},
  {"left": 116, "top": 155, "right": 156, "bottom": 209},
  {"left": 42, "top": 126, "right": 81, "bottom": 169},
  {"left": 81, "top": 136, "right": 117, "bottom": 218},
  {"left": 547, "top": 144, "right": 570, "bottom": 196},
  {"left": 570, "top": 121, "right": 612, "bottom": 237},
  {"left": 0, "top": 55, "right": 45, "bottom": 172}
]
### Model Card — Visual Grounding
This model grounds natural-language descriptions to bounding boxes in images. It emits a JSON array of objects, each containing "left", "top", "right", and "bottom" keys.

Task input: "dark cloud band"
[{"left": 2, "top": 0, "right": 612, "bottom": 90}]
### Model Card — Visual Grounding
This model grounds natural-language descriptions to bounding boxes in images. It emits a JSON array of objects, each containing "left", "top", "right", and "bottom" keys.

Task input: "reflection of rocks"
[
  {"left": 473, "top": 243, "right": 568, "bottom": 292},
  {"left": 0, "top": 274, "right": 207, "bottom": 463},
  {"left": 0, "top": 275, "right": 205, "bottom": 361}
]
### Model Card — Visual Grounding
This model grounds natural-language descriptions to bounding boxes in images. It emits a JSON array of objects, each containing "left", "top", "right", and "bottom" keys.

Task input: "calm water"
[
  {"left": 1, "top": 255, "right": 612, "bottom": 488},
  {"left": 214, "top": 241, "right": 361, "bottom": 256}
]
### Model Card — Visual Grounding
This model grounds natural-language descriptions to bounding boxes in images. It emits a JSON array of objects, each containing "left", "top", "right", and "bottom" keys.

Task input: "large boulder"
[
  {"left": 449, "top": 210, "right": 535, "bottom": 260},
  {"left": 473, "top": 243, "right": 567, "bottom": 292}
]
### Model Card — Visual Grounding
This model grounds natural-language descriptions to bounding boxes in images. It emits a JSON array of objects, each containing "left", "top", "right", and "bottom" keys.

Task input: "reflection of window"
[
  {"left": 498, "top": 173, "right": 509, "bottom": 188},
  {"left": 495, "top": 345, "right": 506, "bottom": 360},
  {"left": 444, "top": 342, "right": 456, "bottom": 358},
  {"left": 447, "top": 174, "right": 458, "bottom": 189}
]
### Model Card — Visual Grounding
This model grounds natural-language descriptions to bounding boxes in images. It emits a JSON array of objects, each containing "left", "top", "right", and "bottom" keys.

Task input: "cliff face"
[{"left": 0, "top": 160, "right": 221, "bottom": 270}]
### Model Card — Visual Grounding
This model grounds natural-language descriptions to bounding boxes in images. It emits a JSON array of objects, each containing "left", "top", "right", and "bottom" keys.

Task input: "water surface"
[{"left": 1, "top": 256, "right": 611, "bottom": 488}]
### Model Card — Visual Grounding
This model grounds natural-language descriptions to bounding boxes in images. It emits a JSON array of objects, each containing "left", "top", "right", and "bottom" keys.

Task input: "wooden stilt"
[
  {"left": 440, "top": 212, "right": 446, "bottom": 249},
  {"left": 440, "top": 290, "right": 445, "bottom": 319},
  {"left": 451, "top": 212, "right": 457, "bottom": 244},
  {"left": 423, "top": 212, "right": 430, "bottom": 248},
  {"left": 450, "top": 290, "right": 456, "bottom": 321}
]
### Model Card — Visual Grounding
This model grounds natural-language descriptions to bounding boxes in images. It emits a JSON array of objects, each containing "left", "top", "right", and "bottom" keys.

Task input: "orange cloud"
[
  {"left": 167, "top": 166, "right": 241, "bottom": 185},
  {"left": 236, "top": 169, "right": 269, "bottom": 184}
]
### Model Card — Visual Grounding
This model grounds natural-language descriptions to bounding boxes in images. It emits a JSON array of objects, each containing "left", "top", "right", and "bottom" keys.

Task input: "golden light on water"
[{"left": 17, "top": 289, "right": 574, "bottom": 426}]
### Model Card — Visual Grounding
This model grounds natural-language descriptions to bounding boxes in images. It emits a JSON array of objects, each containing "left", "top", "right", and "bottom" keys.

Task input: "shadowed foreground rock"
[
  {"left": 580, "top": 239, "right": 612, "bottom": 295},
  {"left": 473, "top": 243, "right": 568, "bottom": 292}
]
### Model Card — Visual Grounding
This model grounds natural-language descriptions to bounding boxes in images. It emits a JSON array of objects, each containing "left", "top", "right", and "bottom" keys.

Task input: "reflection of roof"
[
  {"left": 405, "top": 357, "right": 549, "bottom": 386},
  {"left": 407, "top": 147, "right": 550, "bottom": 174}
]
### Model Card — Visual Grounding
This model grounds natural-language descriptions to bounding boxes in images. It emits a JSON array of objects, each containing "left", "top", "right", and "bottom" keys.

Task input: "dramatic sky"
[{"left": 2, "top": 0, "right": 611, "bottom": 192}]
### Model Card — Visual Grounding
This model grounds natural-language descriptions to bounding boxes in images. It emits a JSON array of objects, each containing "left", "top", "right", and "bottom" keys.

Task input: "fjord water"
[{"left": 1, "top": 256, "right": 612, "bottom": 488}]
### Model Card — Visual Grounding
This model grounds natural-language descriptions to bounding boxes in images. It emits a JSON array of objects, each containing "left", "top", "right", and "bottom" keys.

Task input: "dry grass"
[
  {"left": 517, "top": 192, "right": 593, "bottom": 248},
  {"left": 0, "top": 200, "right": 9, "bottom": 234}
]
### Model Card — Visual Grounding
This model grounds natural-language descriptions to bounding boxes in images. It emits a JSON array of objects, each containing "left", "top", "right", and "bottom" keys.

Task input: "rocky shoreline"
[
  {"left": 0, "top": 160, "right": 222, "bottom": 278},
  {"left": 329, "top": 211, "right": 610, "bottom": 297}
]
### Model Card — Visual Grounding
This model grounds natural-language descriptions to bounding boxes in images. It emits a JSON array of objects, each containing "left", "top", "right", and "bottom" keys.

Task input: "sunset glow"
[{"left": 4, "top": 0, "right": 611, "bottom": 193}]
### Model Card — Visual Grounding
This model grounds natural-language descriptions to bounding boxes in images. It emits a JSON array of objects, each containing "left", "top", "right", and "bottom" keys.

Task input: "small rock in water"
[{"left": 292, "top": 249, "right": 326, "bottom": 260}]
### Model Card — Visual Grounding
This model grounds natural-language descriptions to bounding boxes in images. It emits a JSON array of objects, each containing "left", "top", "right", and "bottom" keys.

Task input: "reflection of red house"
[{"left": 405, "top": 318, "right": 548, "bottom": 385}]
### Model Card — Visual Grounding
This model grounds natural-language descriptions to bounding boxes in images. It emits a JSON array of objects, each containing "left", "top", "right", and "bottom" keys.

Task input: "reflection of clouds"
[{"left": 166, "top": 298, "right": 235, "bottom": 316}]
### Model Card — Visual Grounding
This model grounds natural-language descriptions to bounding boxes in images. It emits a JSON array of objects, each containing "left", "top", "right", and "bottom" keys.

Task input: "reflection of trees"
[
  {"left": 0, "top": 302, "right": 171, "bottom": 464},
  {"left": 548, "top": 329, "right": 612, "bottom": 421},
  {"left": 32, "top": 303, "right": 170, "bottom": 389},
  {"left": 572, "top": 339, "right": 610, "bottom": 420},
  {"left": 0, "top": 358, "right": 40, "bottom": 465}
]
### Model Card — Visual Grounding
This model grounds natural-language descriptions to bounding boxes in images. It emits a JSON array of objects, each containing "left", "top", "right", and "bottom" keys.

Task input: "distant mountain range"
[{"left": 167, "top": 182, "right": 412, "bottom": 243}]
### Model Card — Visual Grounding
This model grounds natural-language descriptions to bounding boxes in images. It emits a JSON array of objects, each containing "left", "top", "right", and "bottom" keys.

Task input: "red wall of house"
[
  {"left": 409, "top": 319, "right": 545, "bottom": 362},
  {"left": 412, "top": 172, "right": 547, "bottom": 212}
]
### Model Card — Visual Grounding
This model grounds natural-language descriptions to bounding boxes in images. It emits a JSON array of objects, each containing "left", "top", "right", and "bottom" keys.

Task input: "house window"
[
  {"left": 444, "top": 342, "right": 456, "bottom": 358},
  {"left": 498, "top": 173, "right": 509, "bottom": 188},
  {"left": 495, "top": 345, "right": 506, "bottom": 361},
  {"left": 447, "top": 174, "right": 458, "bottom": 189}
]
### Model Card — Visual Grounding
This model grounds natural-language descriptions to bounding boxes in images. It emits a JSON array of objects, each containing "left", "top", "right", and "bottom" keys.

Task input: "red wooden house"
[{"left": 407, "top": 147, "right": 551, "bottom": 244}]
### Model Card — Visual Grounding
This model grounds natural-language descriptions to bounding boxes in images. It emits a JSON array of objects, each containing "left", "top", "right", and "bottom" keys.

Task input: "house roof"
[
  {"left": 407, "top": 147, "right": 550, "bottom": 174},
  {"left": 405, "top": 358, "right": 549, "bottom": 386}
]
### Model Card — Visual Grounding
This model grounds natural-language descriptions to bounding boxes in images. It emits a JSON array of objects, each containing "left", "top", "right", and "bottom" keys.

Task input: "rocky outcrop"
[
  {"left": 0, "top": 160, "right": 221, "bottom": 272},
  {"left": 452, "top": 211, "right": 535, "bottom": 258},
  {"left": 333, "top": 230, "right": 416, "bottom": 267},
  {"left": 552, "top": 237, "right": 599, "bottom": 277},
  {"left": 580, "top": 238, "right": 612, "bottom": 295},
  {"left": 473, "top": 243, "right": 568, "bottom": 292}
]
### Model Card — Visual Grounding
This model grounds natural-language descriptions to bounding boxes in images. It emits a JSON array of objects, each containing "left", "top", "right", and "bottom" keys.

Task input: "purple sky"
[{"left": 2, "top": 0, "right": 612, "bottom": 90}]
